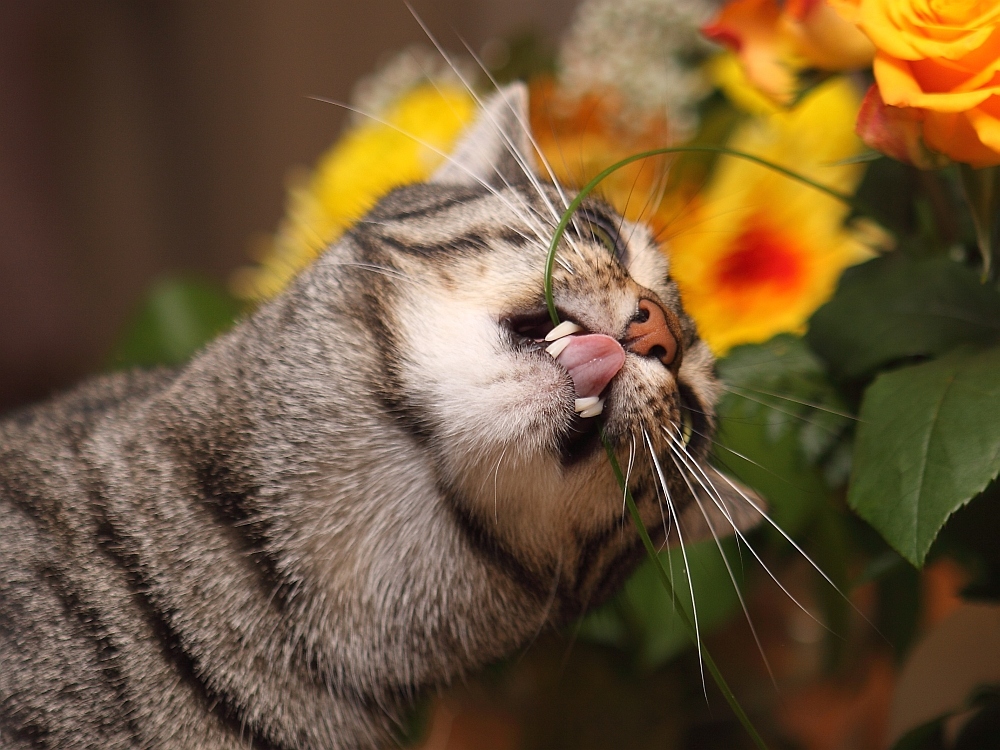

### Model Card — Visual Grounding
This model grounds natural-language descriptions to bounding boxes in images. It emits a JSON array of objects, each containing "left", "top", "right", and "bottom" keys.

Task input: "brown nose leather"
[{"left": 624, "top": 299, "right": 679, "bottom": 368}]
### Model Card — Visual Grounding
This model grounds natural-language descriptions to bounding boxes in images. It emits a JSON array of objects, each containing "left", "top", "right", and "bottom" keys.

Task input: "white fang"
[
  {"left": 545, "top": 336, "right": 573, "bottom": 359},
  {"left": 545, "top": 321, "right": 583, "bottom": 342}
]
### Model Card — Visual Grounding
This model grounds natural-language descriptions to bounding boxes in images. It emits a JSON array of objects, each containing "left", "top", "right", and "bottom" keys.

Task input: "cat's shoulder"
[{"left": 0, "top": 367, "right": 178, "bottom": 449}]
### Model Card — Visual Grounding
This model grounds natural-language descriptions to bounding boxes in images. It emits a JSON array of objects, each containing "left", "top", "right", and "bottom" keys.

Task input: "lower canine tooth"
[
  {"left": 545, "top": 336, "right": 572, "bottom": 358},
  {"left": 574, "top": 396, "right": 600, "bottom": 413},
  {"left": 578, "top": 399, "right": 605, "bottom": 418}
]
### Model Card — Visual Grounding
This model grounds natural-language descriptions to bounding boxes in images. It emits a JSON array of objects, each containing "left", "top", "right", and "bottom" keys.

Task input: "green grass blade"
[
  {"left": 544, "top": 145, "right": 868, "bottom": 326},
  {"left": 601, "top": 431, "right": 771, "bottom": 750}
]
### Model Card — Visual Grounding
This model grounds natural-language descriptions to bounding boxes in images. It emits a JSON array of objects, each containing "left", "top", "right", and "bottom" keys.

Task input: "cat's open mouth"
[{"left": 505, "top": 309, "right": 627, "bottom": 464}]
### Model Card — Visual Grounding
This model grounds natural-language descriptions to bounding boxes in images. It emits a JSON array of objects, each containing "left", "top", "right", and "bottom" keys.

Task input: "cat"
[{"left": 0, "top": 83, "right": 761, "bottom": 750}]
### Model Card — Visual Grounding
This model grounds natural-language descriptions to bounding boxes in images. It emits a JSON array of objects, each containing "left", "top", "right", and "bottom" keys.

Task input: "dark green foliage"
[
  {"left": 109, "top": 277, "right": 242, "bottom": 368},
  {"left": 889, "top": 684, "right": 1000, "bottom": 750},
  {"left": 715, "top": 335, "right": 850, "bottom": 535},
  {"left": 807, "top": 255, "right": 1000, "bottom": 382}
]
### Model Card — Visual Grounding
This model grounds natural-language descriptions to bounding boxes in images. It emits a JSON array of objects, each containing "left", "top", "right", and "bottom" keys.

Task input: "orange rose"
[
  {"left": 842, "top": 0, "right": 1000, "bottom": 167},
  {"left": 703, "top": 0, "right": 874, "bottom": 105}
]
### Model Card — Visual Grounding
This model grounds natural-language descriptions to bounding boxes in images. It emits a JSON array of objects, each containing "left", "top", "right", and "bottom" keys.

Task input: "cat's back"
[
  {"left": 0, "top": 367, "right": 177, "bottom": 510},
  {"left": 0, "top": 369, "right": 186, "bottom": 750}
]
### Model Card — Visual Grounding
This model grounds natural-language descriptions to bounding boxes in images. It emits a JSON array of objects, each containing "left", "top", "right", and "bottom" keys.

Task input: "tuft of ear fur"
[
  {"left": 677, "top": 465, "right": 766, "bottom": 543},
  {"left": 430, "top": 82, "right": 535, "bottom": 188}
]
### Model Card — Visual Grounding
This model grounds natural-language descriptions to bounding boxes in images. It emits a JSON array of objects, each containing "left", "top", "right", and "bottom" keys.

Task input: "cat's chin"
[{"left": 556, "top": 412, "right": 604, "bottom": 466}]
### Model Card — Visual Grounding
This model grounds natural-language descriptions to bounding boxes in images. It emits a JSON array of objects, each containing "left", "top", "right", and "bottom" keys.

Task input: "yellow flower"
[
  {"left": 234, "top": 82, "right": 476, "bottom": 300},
  {"left": 664, "top": 76, "right": 874, "bottom": 353},
  {"left": 708, "top": 52, "right": 783, "bottom": 116}
]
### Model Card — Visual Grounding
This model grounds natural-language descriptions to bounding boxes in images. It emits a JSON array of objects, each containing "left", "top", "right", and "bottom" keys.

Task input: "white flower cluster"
[{"left": 558, "top": 0, "right": 721, "bottom": 139}]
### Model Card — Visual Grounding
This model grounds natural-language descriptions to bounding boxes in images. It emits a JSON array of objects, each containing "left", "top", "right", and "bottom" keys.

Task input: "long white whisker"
[
  {"left": 453, "top": 37, "right": 571, "bottom": 210},
  {"left": 403, "top": 5, "right": 565, "bottom": 227},
  {"left": 390, "top": 52, "right": 557, "bottom": 249},
  {"left": 326, "top": 261, "right": 414, "bottom": 282},
  {"left": 645, "top": 437, "right": 677, "bottom": 592},
  {"left": 617, "top": 156, "right": 672, "bottom": 272},
  {"left": 720, "top": 386, "right": 844, "bottom": 435},
  {"left": 623, "top": 434, "right": 637, "bottom": 525},
  {"left": 626, "top": 160, "right": 672, "bottom": 253},
  {"left": 663, "top": 424, "right": 832, "bottom": 636},
  {"left": 708, "top": 458, "right": 879, "bottom": 633},
  {"left": 642, "top": 428, "right": 705, "bottom": 696},
  {"left": 493, "top": 444, "right": 509, "bottom": 524},
  {"left": 722, "top": 384, "right": 859, "bottom": 421},
  {"left": 307, "top": 95, "right": 548, "bottom": 244},
  {"left": 402, "top": 7, "right": 595, "bottom": 288},
  {"left": 556, "top": 256, "right": 575, "bottom": 275},
  {"left": 692, "top": 424, "right": 815, "bottom": 491},
  {"left": 402, "top": 61, "right": 587, "bottom": 275},
  {"left": 663, "top": 429, "right": 776, "bottom": 686}
]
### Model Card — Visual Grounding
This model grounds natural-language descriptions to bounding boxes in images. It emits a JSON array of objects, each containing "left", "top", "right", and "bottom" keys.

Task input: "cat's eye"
[{"left": 579, "top": 209, "right": 628, "bottom": 263}]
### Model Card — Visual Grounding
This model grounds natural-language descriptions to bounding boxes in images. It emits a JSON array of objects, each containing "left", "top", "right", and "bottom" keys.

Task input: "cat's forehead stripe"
[{"left": 368, "top": 183, "right": 491, "bottom": 222}]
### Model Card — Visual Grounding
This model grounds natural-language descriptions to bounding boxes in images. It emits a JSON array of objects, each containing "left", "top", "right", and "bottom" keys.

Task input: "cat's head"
[{"left": 344, "top": 83, "right": 759, "bottom": 612}]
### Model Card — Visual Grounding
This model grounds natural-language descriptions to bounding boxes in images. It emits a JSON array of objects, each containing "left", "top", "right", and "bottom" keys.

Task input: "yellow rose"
[{"left": 844, "top": 0, "right": 1000, "bottom": 167}]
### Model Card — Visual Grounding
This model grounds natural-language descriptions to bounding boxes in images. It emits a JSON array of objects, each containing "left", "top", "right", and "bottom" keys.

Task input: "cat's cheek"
[
  {"left": 602, "top": 357, "right": 680, "bottom": 434},
  {"left": 433, "top": 355, "right": 576, "bottom": 456},
  {"left": 398, "top": 296, "right": 581, "bottom": 450},
  {"left": 676, "top": 340, "right": 720, "bottom": 409}
]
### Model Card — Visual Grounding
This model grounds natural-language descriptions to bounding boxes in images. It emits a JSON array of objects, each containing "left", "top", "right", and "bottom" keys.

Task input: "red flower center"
[{"left": 714, "top": 224, "right": 805, "bottom": 294}]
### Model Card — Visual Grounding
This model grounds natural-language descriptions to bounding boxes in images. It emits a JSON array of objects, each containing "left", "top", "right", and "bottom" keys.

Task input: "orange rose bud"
[
  {"left": 704, "top": 0, "right": 874, "bottom": 106},
  {"left": 703, "top": 0, "right": 799, "bottom": 105},
  {"left": 783, "top": 0, "right": 874, "bottom": 71},
  {"left": 855, "top": 84, "right": 947, "bottom": 169}
]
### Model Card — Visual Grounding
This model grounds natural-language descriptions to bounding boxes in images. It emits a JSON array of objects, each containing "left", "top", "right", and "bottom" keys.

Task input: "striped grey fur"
[{"left": 0, "top": 84, "right": 758, "bottom": 749}]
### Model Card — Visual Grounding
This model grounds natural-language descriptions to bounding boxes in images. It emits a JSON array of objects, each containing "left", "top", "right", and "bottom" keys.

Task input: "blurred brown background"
[{"left": 0, "top": 0, "right": 577, "bottom": 412}]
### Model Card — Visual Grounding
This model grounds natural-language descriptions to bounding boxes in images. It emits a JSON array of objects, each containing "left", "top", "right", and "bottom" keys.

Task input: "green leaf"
[
  {"left": 888, "top": 684, "right": 1000, "bottom": 750},
  {"left": 110, "top": 277, "right": 242, "bottom": 369},
  {"left": 715, "top": 336, "right": 846, "bottom": 536},
  {"left": 807, "top": 255, "right": 1000, "bottom": 381},
  {"left": 716, "top": 403, "right": 829, "bottom": 538},
  {"left": 849, "top": 346, "right": 1000, "bottom": 567},
  {"left": 889, "top": 717, "right": 946, "bottom": 750}
]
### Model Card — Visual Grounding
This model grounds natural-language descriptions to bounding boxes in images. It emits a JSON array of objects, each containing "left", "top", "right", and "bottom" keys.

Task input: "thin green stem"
[
  {"left": 958, "top": 164, "right": 999, "bottom": 283},
  {"left": 600, "top": 431, "right": 770, "bottom": 750},
  {"left": 545, "top": 145, "right": 867, "bottom": 325}
]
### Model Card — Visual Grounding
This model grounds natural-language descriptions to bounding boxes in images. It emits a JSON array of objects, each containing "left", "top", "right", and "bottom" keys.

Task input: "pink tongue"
[{"left": 556, "top": 334, "right": 626, "bottom": 398}]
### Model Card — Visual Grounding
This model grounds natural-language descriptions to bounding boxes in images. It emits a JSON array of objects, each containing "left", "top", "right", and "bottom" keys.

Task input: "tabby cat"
[{"left": 0, "top": 84, "right": 759, "bottom": 749}]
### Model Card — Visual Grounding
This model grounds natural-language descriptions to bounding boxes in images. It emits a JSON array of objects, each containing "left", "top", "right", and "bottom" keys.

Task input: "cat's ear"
[
  {"left": 430, "top": 82, "right": 535, "bottom": 188},
  {"left": 676, "top": 465, "right": 766, "bottom": 543}
]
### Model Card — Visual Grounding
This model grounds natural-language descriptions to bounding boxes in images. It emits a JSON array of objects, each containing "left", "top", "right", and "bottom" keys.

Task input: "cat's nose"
[{"left": 624, "top": 299, "right": 680, "bottom": 368}]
